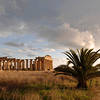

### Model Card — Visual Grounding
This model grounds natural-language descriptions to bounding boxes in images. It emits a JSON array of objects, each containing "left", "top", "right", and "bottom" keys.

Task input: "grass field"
[{"left": 0, "top": 71, "right": 99, "bottom": 100}]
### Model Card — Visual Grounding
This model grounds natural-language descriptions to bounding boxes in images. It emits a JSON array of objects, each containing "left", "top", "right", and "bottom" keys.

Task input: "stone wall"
[{"left": 33, "top": 55, "right": 53, "bottom": 71}]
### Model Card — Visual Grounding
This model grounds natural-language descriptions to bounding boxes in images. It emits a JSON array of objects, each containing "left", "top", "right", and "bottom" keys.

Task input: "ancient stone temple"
[
  {"left": 33, "top": 55, "right": 53, "bottom": 71},
  {"left": 0, "top": 55, "right": 53, "bottom": 71}
]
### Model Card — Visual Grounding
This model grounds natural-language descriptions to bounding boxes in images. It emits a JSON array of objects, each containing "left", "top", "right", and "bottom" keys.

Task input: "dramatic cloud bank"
[
  {"left": 36, "top": 23, "right": 95, "bottom": 49},
  {"left": 0, "top": 0, "right": 100, "bottom": 67}
]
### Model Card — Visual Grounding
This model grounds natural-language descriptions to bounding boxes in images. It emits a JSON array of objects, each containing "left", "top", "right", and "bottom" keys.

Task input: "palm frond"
[
  {"left": 64, "top": 51, "right": 76, "bottom": 66},
  {"left": 55, "top": 48, "right": 100, "bottom": 89},
  {"left": 70, "top": 49, "right": 80, "bottom": 66},
  {"left": 89, "top": 49, "right": 100, "bottom": 65},
  {"left": 54, "top": 65, "right": 78, "bottom": 78},
  {"left": 93, "top": 64, "right": 100, "bottom": 70}
]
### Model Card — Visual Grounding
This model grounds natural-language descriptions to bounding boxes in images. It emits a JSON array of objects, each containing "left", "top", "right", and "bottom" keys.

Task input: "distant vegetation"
[{"left": 55, "top": 48, "right": 100, "bottom": 89}]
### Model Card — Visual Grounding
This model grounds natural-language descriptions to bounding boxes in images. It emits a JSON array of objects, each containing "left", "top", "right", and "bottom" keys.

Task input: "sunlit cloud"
[{"left": 0, "top": 0, "right": 100, "bottom": 67}]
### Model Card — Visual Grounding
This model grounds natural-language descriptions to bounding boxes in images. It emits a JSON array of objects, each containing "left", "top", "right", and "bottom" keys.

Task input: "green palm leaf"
[{"left": 54, "top": 48, "right": 100, "bottom": 89}]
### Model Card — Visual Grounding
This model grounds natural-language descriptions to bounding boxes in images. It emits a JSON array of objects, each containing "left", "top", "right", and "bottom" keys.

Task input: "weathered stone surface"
[
  {"left": 30, "top": 59, "right": 33, "bottom": 70},
  {"left": 21, "top": 60, "right": 25, "bottom": 70},
  {"left": 33, "top": 55, "right": 53, "bottom": 71},
  {"left": 26, "top": 59, "right": 28, "bottom": 70},
  {"left": 0, "top": 55, "right": 53, "bottom": 71}
]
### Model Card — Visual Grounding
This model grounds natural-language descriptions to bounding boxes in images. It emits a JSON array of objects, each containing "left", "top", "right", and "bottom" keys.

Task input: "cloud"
[
  {"left": 0, "top": 0, "right": 62, "bottom": 37},
  {"left": 37, "top": 23, "right": 95, "bottom": 49},
  {"left": 0, "top": 0, "right": 100, "bottom": 67},
  {"left": 53, "top": 58, "right": 66, "bottom": 68},
  {"left": 17, "top": 47, "right": 38, "bottom": 57},
  {"left": 0, "top": 0, "right": 98, "bottom": 50},
  {"left": 4, "top": 42, "right": 24, "bottom": 47},
  {"left": 0, "top": 48, "right": 15, "bottom": 57},
  {"left": 0, "top": 6, "right": 5, "bottom": 15},
  {"left": 27, "top": 54, "right": 35, "bottom": 57},
  {"left": 41, "top": 48, "right": 55, "bottom": 52}
]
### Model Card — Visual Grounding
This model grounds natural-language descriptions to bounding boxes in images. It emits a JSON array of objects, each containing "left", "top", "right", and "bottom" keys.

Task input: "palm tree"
[{"left": 54, "top": 48, "right": 100, "bottom": 89}]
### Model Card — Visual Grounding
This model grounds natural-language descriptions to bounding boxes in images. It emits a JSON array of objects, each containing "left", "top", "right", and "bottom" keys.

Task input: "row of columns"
[
  {"left": 33, "top": 58, "right": 53, "bottom": 71},
  {"left": 33, "top": 57, "right": 45, "bottom": 71},
  {"left": 0, "top": 59, "right": 34, "bottom": 70}
]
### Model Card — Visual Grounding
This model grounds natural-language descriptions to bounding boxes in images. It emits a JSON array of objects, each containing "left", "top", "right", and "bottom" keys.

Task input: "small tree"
[{"left": 54, "top": 48, "right": 100, "bottom": 89}]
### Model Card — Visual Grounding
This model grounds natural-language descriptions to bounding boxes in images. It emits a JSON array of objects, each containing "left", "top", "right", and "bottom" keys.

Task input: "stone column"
[
  {"left": 41, "top": 59, "right": 44, "bottom": 71},
  {"left": 39, "top": 59, "right": 42, "bottom": 71},
  {"left": 9, "top": 61, "right": 12, "bottom": 70},
  {"left": 42, "top": 59, "right": 45, "bottom": 71},
  {"left": 26, "top": 59, "right": 28, "bottom": 70},
  {"left": 36, "top": 60, "right": 38, "bottom": 70},
  {"left": 35, "top": 60, "right": 37, "bottom": 70},
  {"left": 4, "top": 61, "right": 8, "bottom": 70},
  {"left": 10, "top": 60, "right": 13, "bottom": 70},
  {"left": 38, "top": 59, "right": 40, "bottom": 71},
  {"left": 22, "top": 60, "right": 25, "bottom": 70},
  {"left": 6, "top": 60, "right": 8, "bottom": 70},
  {"left": 7, "top": 61, "right": 10, "bottom": 70},
  {"left": 2, "top": 60, "right": 5, "bottom": 70},
  {"left": 14, "top": 59, "right": 16, "bottom": 70},
  {"left": 20, "top": 60, "right": 22, "bottom": 70},
  {"left": 16, "top": 59, "right": 17, "bottom": 70},
  {"left": 32, "top": 61, "right": 35, "bottom": 70},
  {"left": 17, "top": 59, "right": 20, "bottom": 70},
  {"left": 51, "top": 60, "right": 53, "bottom": 70},
  {"left": 0, "top": 60, "right": 1, "bottom": 70},
  {"left": 30, "top": 59, "right": 32, "bottom": 70},
  {"left": 19, "top": 60, "right": 21, "bottom": 70}
]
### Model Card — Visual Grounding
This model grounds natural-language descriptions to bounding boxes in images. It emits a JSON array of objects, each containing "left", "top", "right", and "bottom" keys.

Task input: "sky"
[{"left": 0, "top": 0, "right": 100, "bottom": 67}]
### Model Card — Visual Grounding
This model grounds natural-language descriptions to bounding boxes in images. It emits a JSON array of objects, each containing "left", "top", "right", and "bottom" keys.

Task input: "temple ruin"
[
  {"left": 0, "top": 55, "right": 53, "bottom": 71},
  {"left": 33, "top": 55, "right": 53, "bottom": 71}
]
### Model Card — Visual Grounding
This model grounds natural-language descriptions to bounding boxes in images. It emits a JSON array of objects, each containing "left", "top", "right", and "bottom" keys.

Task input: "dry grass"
[{"left": 0, "top": 71, "right": 98, "bottom": 100}]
